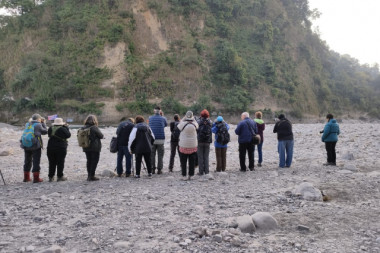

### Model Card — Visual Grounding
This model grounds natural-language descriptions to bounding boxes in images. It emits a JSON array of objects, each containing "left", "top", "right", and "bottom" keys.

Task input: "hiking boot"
[
  {"left": 88, "top": 176, "right": 99, "bottom": 181},
  {"left": 249, "top": 168, "right": 255, "bottom": 171},
  {"left": 134, "top": 175, "right": 140, "bottom": 179},
  {"left": 147, "top": 173, "right": 152, "bottom": 179},
  {"left": 331, "top": 163, "right": 337, "bottom": 166},
  {"left": 57, "top": 176, "right": 67, "bottom": 182},
  {"left": 126, "top": 174, "right": 131, "bottom": 177},
  {"left": 48, "top": 177, "right": 54, "bottom": 182},
  {"left": 181, "top": 176, "right": 188, "bottom": 181},
  {"left": 152, "top": 167, "right": 156, "bottom": 174},
  {"left": 257, "top": 163, "right": 262, "bottom": 167},
  {"left": 23, "top": 172, "right": 31, "bottom": 182},
  {"left": 197, "top": 172, "right": 204, "bottom": 176},
  {"left": 239, "top": 169, "right": 247, "bottom": 172},
  {"left": 117, "top": 174, "right": 122, "bottom": 177},
  {"left": 323, "top": 163, "right": 332, "bottom": 166},
  {"left": 168, "top": 167, "right": 173, "bottom": 172},
  {"left": 33, "top": 172, "right": 43, "bottom": 183},
  {"left": 157, "top": 168, "right": 163, "bottom": 175},
  {"left": 188, "top": 175, "right": 193, "bottom": 181}
]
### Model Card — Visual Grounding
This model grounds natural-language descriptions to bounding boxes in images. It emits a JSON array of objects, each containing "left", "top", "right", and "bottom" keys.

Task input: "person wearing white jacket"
[{"left": 177, "top": 111, "right": 199, "bottom": 181}]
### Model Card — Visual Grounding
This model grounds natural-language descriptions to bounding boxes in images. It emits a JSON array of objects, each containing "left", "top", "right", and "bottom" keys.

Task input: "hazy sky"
[{"left": 308, "top": 0, "right": 380, "bottom": 65}]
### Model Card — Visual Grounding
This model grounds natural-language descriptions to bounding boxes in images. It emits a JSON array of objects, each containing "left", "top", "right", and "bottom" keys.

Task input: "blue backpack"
[{"left": 21, "top": 123, "right": 38, "bottom": 148}]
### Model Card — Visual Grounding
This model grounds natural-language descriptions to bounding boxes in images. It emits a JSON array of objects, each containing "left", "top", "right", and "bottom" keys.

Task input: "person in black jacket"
[
  {"left": 116, "top": 118, "right": 135, "bottom": 177},
  {"left": 196, "top": 109, "right": 213, "bottom": 175},
  {"left": 47, "top": 118, "right": 71, "bottom": 182},
  {"left": 128, "top": 115, "right": 155, "bottom": 178},
  {"left": 82, "top": 115, "right": 104, "bottom": 181},
  {"left": 169, "top": 114, "right": 181, "bottom": 172},
  {"left": 273, "top": 114, "right": 294, "bottom": 168}
]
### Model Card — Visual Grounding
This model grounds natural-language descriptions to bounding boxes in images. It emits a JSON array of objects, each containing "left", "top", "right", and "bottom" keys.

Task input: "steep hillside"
[{"left": 0, "top": 0, "right": 379, "bottom": 123}]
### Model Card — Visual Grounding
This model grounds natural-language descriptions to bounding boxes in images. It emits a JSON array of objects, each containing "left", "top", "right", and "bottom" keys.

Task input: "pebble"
[
  {"left": 127, "top": 232, "right": 134, "bottom": 237},
  {"left": 36, "top": 245, "right": 65, "bottom": 253},
  {"left": 173, "top": 237, "right": 180, "bottom": 243},
  {"left": 26, "top": 246, "right": 35, "bottom": 252},
  {"left": 297, "top": 225, "right": 310, "bottom": 232},
  {"left": 213, "top": 235, "right": 223, "bottom": 243},
  {"left": 114, "top": 241, "right": 129, "bottom": 248}
]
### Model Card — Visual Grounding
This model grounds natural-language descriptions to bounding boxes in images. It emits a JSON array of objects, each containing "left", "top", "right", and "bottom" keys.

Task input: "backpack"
[
  {"left": 21, "top": 123, "right": 38, "bottom": 149},
  {"left": 110, "top": 137, "right": 118, "bottom": 153},
  {"left": 216, "top": 122, "right": 230, "bottom": 146},
  {"left": 51, "top": 126, "right": 67, "bottom": 141},
  {"left": 77, "top": 126, "right": 94, "bottom": 148},
  {"left": 171, "top": 122, "right": 181, "bottom": 142},
  {"left": 198, "top": 119, "right": 211, "bottom": 142}
]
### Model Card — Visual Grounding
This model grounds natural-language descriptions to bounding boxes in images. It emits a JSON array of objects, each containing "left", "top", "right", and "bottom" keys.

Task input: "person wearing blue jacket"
[
  {"left": 149, "top": 106, "right": 167, "bottom": 174},
  {"left": 321, "top": 114, "right": 340, "bottom": 166},
  {"left": 235, "top": 112, "right": 258, "bottom": 172},
  {"left": 212, "top": 116, "right": 230, "bottom": 172}
]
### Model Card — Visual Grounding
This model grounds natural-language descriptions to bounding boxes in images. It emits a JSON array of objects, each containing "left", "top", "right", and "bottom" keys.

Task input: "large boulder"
[
  {"left": 236, "top": 215, "right": 256, "bottom": 234},
  {"left": 101, "top": 169, "right": 117, "bottom": 177},
  {"left": 0, "top": 147, "right": 13, "bottom": 156},
  {"left": 294, "top": 182, "right": 323, "bottom": 202},
  {"left": 251, "top": 212, "right": 279, "bottom": 231}
]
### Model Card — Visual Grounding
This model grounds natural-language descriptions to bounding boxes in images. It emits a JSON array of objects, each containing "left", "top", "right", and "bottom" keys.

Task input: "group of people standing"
[{"left": 20, "top": 108, "right": 340, "bottom": 183}]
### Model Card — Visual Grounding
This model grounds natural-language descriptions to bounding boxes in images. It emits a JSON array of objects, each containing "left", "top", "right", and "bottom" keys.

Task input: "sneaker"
[
  {"left": 249, "top": 168, "right": 255, "bottom": 171},
  {"left": 188, "top": 175, "right": 193, "bottom": 180},
  {"left": 331, "top": 163, "right": 337, "bottom": 166},
  {"left": 117, "top": 174, "right": 122, "bottom": 177},
  {"left": 134, "top": 175, "right": 140, "bottom": 178},
  {"left": 126, "top": 174, "right": 131, "bottom": 177},
  {"left": 285, "top": 166, "right": 290, "bottom": 168},
  {"left": 181, "top": 176, "right": 188, "bottom": 181},
  {"left": 323, "top": 163, "right": 332, "bottom": 166},
  {"left": 89, "top": 176, "right": 99, "bottom": 181},
  {"left": 147, "top": 173, "right": 152, "bottom": 179},
  {"left": 257, "top": 163, "right": 262, "bottom": 167},
  {"left": 239, "top": 169, "right": 247, "bottom": 172},
  {"left": 48, "top": 177, "right": 54, "bottom": 182},
  {"left": 157, "top": 168, "right": 163, "bottom": 175},
  {"left": 57, "top": 176, "right": 67, "bottom": 182},
  {"left": 197, "top": 172, "right": 204, "bottom": 176}
]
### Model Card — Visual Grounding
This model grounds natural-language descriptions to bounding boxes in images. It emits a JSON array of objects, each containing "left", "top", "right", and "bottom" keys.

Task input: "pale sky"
[{"left": 308, "top": 0, "right": 380, "bottom": 65}]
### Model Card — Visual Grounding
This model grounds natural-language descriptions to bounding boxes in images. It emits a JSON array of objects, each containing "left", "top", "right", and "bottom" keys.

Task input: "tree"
[
  {"left": 0, "top": 0, "right": 38, "bottom": 15},
  {"left": 223, "top": 86, "right": 253, "bottom": 112}
]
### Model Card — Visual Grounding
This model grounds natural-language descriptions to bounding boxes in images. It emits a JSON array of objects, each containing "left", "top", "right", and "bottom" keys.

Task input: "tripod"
[{"left": 0, "top": 169, "right": 6, "bottom": 185}]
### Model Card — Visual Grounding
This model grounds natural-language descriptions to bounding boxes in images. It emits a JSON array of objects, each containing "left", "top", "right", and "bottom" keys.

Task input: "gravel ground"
[{"left": 1, "top": 123, "right": 380, "bottom": 253}]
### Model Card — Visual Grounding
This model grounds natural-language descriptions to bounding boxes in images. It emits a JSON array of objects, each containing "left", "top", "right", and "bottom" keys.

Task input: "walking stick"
[
  {"left": 0, "top": 169, "right": 6, "bottom": 185},
  {"left": 132, "top": 154, "right": 135, "bottom": 176}
]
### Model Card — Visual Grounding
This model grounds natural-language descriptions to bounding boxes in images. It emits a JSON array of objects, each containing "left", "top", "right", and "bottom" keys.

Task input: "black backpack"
[
  {"left": 216, "top": 122, "right": 230, "bottom": 146},
  {"left": 198, "top": 119, "right": 211, "bottom": 142},
  {"left": 171, "top": 122, "right": 181, "bottom": 142}
]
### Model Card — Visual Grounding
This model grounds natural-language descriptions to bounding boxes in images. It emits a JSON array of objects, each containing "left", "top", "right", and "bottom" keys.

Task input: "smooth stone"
[
  {"left": 26, "top": 246, "right": 36, "bottom": 252},
  {"left": 0, "top": 147, "right": 13, "bottom": 156},
  {"left": 213, "top": 235, "right": 223, "bottom": 243},
  {"left": 294, "top": 182, "right": 323, "bottom": 202},
  {"left": 36, "top": 245, "right": 65, "bottom": 253},
  {"left": 173, "top": 237, "right": 180, "bottom": 243},
  {"left": 251, "top": 212, "right": 279, "bottom": 231},
  {"left": 114, "top": 241, "right": 129, "bottom": 248},
  {"left": 337, "top": 170, "right": 353, "bottom": 174},
  {"left": 204, "top": 174, "right": 215, "bottom": 180},
  {"left": 237, "top": 215, "right": 256, "bottom": 234},
  {"left": 0, "top": 242, "right": 12, "bottom": 246},
  {"left": 343, "top": 164, "right": 358, "bottom": 172},
  {"left": 101, "top": 169, "right": 117, "bottom": 177},
  {"left": 297, "top": 225, "right": 310, "bottom": 232}
]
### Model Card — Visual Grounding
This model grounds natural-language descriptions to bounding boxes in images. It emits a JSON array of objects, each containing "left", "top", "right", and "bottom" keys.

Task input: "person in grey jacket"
[{"left": 22, "top": 113, "right": 48, "bottom": 183}]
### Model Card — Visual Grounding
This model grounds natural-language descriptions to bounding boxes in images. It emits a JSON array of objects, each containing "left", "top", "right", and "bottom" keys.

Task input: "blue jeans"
[
  {"left": 278, "top": 140, "right": 294, "bottom": 168},
  {"left": 117, "top": 146, "right": 132, "bottom": 175},
  {"left": 253, "top": 141, "right": 264, "bottom": 164}
]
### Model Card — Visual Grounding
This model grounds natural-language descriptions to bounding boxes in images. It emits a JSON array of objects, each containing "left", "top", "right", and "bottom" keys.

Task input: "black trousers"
[
  {"left": 169, "top": 142, "right": 180, "bottom": 169},
  {"left": 47, "top": 148, "right": 67, "bottom": 178},
  {"left": 325, "top": 142, "right": 337, "bottom": 164},
  {"left": 239, "top": 143, "right": 254, "bottom": 171},
  {"left": 135, "top": 152, "right": 152, "bottom": 176},
  {"left": 85, "top": 151, "right": 100, "bottom": 177},
  {"left": 24, "top": 148, "right": 42, "bottom": 173},
  {"left": 179, "top": 152, "right": 196, "bottom": 177}
]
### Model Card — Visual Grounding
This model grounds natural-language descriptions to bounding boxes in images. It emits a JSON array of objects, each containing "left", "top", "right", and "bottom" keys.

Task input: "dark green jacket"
[{"left": 82, "top": 124, "right": 104, "bottom": 152}]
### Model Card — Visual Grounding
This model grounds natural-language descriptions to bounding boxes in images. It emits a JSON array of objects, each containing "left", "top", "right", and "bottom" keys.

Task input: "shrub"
[
  {"left": 289, "top": 108, "right": 303, "bottom": 119},
  {"left": 222, "top": 86, "right": 254, "bottom": 112},
  {"left": 189, "top": 95, "right": 214, "bottom": 114},
  {"left": 126, "top": 93, "right": 154, "bottom": 114},
  {"left": 161, "top": 97, "right": 187, "bottom": 114}
]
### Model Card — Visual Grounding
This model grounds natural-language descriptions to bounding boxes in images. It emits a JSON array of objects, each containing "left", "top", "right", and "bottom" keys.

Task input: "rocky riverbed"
[{"left": 1, "top": 123, "right": 380, "bottom": 253}]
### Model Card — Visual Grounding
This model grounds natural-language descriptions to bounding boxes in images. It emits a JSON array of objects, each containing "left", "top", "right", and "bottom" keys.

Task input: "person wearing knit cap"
[
  {"left": 196, "top": 109, "right": 213, "bottom": 175},
  {"left": 273, "top": 113, "right": 294, "bottom": 168},
  {"left": 177, "top": 111, "right": 199, "bottom": 180},
  {"left": 169, "top": 114, "right": 181, "bottom": 172},
  {"left": 254, "top": 111, "right": 265, "bottom": 167},
  {"left": 212, "top": 116, "right": 230, "bottom": 172},
  {"left": 149, "top": 105, "right": 167, "bottom": 174},
  {"left": 21, "top": 113, "right": 48, "bottom": 183},
  {"left": 116, "top": 117, "right": 135, "bottom": 177}
]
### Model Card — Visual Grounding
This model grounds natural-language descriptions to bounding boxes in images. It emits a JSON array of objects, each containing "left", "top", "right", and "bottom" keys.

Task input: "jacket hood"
[
  {"left": 136, "top": 123, "right": 149, "bottom": 131},
  {"left": 254, "top": 119, "right": 264, "bottom": 124},
  {"left": 329, "top": 119, "right": 337, "bottom": 123}
]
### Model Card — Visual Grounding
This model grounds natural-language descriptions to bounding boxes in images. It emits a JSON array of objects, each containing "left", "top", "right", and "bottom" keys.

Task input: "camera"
[{"left": 319, "top": 130, "right": 324, "bottom": 134}]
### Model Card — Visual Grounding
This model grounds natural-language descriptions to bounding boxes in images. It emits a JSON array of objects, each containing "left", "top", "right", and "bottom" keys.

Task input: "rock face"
[
  {"left": 0, "top": 147, "right": 13, "bottom": 156},
  {"left": 236, "top": 215, "right": 256, "bottom": 233},
  {"left": 251, "top": 212, "right": 279, "bottom": 231},
  {"left": 294, "top": 182, "right": 323, "bottom": 202},
  {"left": 37, "top": 245, "right": 65, "bottom": 253}
]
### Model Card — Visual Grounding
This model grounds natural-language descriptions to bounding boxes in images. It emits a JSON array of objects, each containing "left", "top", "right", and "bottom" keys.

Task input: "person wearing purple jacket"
[{"left": 253, "top": 111, "right": 265, "bottom": 167}]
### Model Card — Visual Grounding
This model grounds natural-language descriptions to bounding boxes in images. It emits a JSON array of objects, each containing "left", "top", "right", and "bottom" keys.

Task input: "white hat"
[{"left": 52, "top": 118, "right": 65, "bottom": 126}]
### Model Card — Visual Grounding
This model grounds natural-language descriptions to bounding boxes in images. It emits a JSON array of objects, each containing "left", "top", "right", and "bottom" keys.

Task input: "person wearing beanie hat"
[
  {"left": 196, "top": 109, "right": 213, "bottom": 175},
  {"left": 212, "top": 116, "right": 230, "bottom": 172},
  {"left": 116, "top": 117, "right": 135, "bottom": 177},
  {"left": 273, "top": 113, "right": 294, "bottom": 168},
  {"left": 149, "top": 105, "right": 167, "bottom": 174},
  {"left": 47, "top": 118, "right": 71, "bottom": 182},
  {"left": 177, "top": 111, "right": 199, "bottom": 180},
  {"left": 169, "top": 114, "right": 181, "bottom": 172},
  {"left": 21, "top": 113, "right": 48, "bottom": 183},
  {"left": 254, "top": 111, "right": 265, "bottom": 167}
]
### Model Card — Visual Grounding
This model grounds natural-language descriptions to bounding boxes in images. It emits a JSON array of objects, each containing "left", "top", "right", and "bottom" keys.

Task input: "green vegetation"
[{"left": 0, "top": 0, "right": 379, "bottom": 118}]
